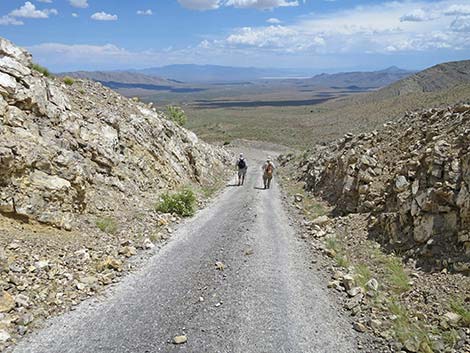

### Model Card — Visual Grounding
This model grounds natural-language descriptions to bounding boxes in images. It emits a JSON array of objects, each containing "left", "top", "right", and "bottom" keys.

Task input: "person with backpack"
[
  {"left": 236, "top": 153, "right": 248, "bottom": 186},
  {"left": 262, "top": 157, "right": 275, "bottom": 189}
]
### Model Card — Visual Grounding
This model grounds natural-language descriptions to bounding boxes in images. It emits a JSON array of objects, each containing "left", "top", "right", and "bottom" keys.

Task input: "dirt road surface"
[{"left": 13, "top": 148, "right": 358, "bottom": 353}]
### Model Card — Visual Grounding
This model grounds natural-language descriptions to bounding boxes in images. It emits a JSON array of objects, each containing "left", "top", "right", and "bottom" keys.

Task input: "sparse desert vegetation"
[
  {"left": 32, "top": 63, "right": 51, "bottom": 77},
  {"left": 185, "top": 83, "right": 470, "bottom": 148},
  {"left": 166, "top": 105, "right": 187, "bottom": 126},
  {"left": 63, "top": 76, "right": 75, "bottom": 85},
  {"left": 156, "top": 188, "right": 197, "bottom": 217}
]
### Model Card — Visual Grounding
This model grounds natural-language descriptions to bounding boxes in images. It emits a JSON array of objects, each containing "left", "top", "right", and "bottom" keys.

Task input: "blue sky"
[{"left": 1, "top": 0, "right": 470, "bottom": 72}]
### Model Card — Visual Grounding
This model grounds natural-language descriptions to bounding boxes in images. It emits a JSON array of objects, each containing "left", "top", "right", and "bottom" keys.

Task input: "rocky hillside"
[
  {"left": 62, "top": 70, "right": 180, "bottom": 86},
  {"left": 307, "top": 66, "right": 414, "bottom": 89},
  {"left": 354, "top": 60, "right": 470, "bottom": 104},
  {"left": 286, "top": 103, "right": 470, "bottom": 272},
  {"left": 0, "top": 37, "right": 229, "bottom": 230},
  {"left": 383, "top": 60, "right": 470, "bottom": 97}
]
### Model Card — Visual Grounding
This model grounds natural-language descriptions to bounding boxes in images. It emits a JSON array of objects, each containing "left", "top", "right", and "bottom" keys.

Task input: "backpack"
[
  {"left": 238, "top": 159, "right": 246, "bottom": 169},
  {"left": 265, "top": 162, "right": 273, "bottom": 176}
]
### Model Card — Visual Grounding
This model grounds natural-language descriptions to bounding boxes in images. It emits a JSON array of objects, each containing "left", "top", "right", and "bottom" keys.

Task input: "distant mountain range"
[
  {"left": 134, "top": 65, "right": 314, "bottom": 83},
  {"left": 62, "top": 70, "right": 206, "bottom": 94},
  {"left": 62, "top": 65, "right": 415, "bottom": 95}
]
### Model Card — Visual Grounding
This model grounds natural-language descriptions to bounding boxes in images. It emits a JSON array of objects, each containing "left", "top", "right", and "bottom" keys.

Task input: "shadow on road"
[
  {"left": 226, "top": 184, "right": 240, "bottom": 187},
  {"left": 254, "top": 187, "right": 266, "bottom": 190}
]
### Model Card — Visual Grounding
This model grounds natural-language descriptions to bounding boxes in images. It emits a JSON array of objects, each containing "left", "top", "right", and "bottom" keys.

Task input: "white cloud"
[
  {"left": 200, "top": 0, "right": 470, "bottom": 55},
  {"left": 227, "top": 25, "right": 297, "bottom": 47},
  {"left": 137, "top": 9, "right": 153, "bottom": 16},
  {"left": 400, "top": 9, "right": 437, "bottom": 22},
  {"left": 69, "top": 0, "right": 88, "bottom": 9},
  {"left": 0, "top": 16, "right": 24, "bottom": 26},
  {"left": 91, "top": 12, "right": 118, "bottom": 21},
  {"left": 450, "top": 16, "right": 470, "bottom": 32},
  {"left": 177, "top": 0, "right": 221, "bottom": 10},
  {"left": 267, "top": 17, "right": 281, "bottom": 24},
  {"left": 444, "top": 4, "right": 470, "bottom": 16},
  {"left": 72, "top": 12, "right": 79, "bottom": 18},
  {"left": 226, "top": 0, "right": 299, "bottom": 9},
  {"left": 9, "top": 2, "right": 58, "bottom": 19},
  {"left": 38, "top": 0, "right": 53, "bottom": 3},
  {"left": 178, "top": 0, "right": 299, "bottom": 10}
]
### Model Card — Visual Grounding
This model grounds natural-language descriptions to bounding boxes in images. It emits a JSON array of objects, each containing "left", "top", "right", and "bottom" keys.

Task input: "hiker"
[
  {"left": 236, "top": 153, "right": 248, "bottom": 186},
  {"left": 262, "top": 157, "right": 275, "bottom": 189}
]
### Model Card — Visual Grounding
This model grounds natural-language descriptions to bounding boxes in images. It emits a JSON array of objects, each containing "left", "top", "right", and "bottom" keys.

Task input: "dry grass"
[
  {"left": 95, "top": 217, "right": 118, "bottom": 234},
  {"left": 450, "top": 299, "right": 470, "bottom": 327}
]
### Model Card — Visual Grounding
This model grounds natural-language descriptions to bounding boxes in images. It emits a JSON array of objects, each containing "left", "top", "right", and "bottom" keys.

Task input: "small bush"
[
  {"left": 32, "top": 63, "right": 51, "bottom": 77},
  {"left": 156, "top": 188, "right": 196, "bottom": 217},
  {"left": 96, "top": 217, "right": 118, "bottom": 234},
  {"left": 167, "top": 105, "right": 187, "bottom": 126},
  {"left": 63, "top": 76, "right": 75, "bottom": 85}
]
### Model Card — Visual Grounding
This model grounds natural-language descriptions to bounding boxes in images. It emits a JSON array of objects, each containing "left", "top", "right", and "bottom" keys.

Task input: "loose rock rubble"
[
  {"left": 285, "top": 103, "right": 470, "bottom": 272},
  {"left": 0, "top": 37, "right": 231, "bottom": 350}
]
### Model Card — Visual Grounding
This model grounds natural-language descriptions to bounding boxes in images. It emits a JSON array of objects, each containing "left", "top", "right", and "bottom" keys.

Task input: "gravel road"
[{"left": 14, "top": 148, "right": 358, "bottom": 353}]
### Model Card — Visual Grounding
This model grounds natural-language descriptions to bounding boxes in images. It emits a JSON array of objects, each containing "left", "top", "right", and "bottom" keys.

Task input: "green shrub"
[
  {"left": 96, "top": 217, "right": 118, "bottom": 234},
  {"left": 63, "top": 76, "right": 75, "bottom": 85},
  {"left": 166, "top": 105, "right": 187, "bottom": 126},
  {"left": 156, "top": 188, "right": 196, "bottom": 217},
  {"left": 32, "top": 63, "right": 51, "bottom": 77}
]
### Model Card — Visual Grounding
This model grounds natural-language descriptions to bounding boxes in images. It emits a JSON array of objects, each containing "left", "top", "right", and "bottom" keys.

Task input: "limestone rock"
[
  {"left": 0, "top": 292, "right": 15, "bottom": 313},
  {"left": 365, "top": 278, "right": 379, "bottom": 292},
  {"left": 215, "top": 261, "right": 225, "bottom": 271},
  {"left": 0, "top": 330, "right": 10, "bottom": 343},
  {"left": 442, "top": 311, "right": 462, "bottom": 326},
  {"left": 0, "top": 36, "right": 230, "bottom": 230},
  {"left": 312, "top": 215, "right": 330, "bottom": 226},
  {"left": 293, "top": 102, "right": 470, "bottom": 269},
  {"left": 173, "top": 335, "right": 187, "bottom": 344},
  {"left": 342, "top": 274, "right": 355, "bottom": 291},
  {"left": 353, "top": 321, "right": 367, "bottom": 333}
]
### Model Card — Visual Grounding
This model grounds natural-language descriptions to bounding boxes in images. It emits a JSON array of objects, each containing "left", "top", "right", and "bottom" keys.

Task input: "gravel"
[{"left": 13, "top": 149, "right": 358, "bottom": 353}]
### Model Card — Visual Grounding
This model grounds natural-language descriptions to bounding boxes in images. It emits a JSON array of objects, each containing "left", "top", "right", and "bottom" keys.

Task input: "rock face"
[
  {"left": 0, "top": 37, "right": 229, "bottom": 229},
  {"left": 288, "top": 104, "right": 470, "bottom": 271}
]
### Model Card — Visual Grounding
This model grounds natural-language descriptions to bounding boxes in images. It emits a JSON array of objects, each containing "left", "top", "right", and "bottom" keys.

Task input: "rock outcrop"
[
  {"left": 0, "top": 37, "right": 229, "bottom": 230},
  {"left": 287, "top": 103, "right": 470, "bottom": 272}
]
